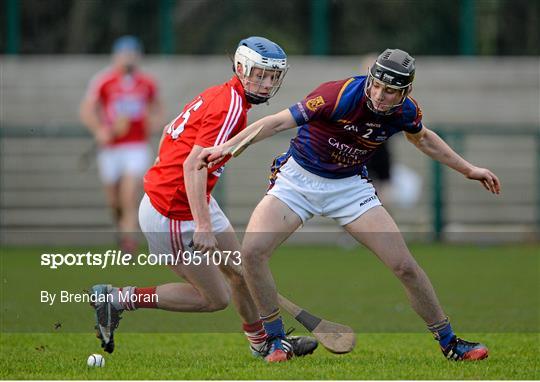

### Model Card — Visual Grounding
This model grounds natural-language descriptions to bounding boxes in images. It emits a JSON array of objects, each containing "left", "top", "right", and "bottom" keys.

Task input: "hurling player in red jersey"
[
  {"left": 90, "top": 37, "right": 318, "bottom": 360},
  {"left": 80, "top": 36, "right": 164, "bottom": 252},
  {"left": 200, "top": 49, "right": 501, "bottom": 362}
]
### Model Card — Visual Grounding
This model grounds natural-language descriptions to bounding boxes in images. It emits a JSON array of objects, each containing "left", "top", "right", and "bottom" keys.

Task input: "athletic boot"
[
  {"left": 441, "top": 336, "right": 488, "bottom": 361},
  {"left": 287, "top": 336, "right": 318, "bottom": 357},
  {"left": 285, "top": 328, "right": 318, "bottom": 357},
  {"left": 91, "top": 284, "right": 123, "bottom": 353},
  {"left": 252, "top": 332, "right": 318, "bottom": 358},
  {"left": 264, "top": 336, "right": 293, "bottom": 363}
]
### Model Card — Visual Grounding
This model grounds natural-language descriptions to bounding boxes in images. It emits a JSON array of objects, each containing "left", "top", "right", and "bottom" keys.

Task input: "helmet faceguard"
[
  {"left": 234, "top": 37, "right": 288, "bottom": 104},
  {"left": 364, "top": 48, "right": 415, "bottom": 115}
]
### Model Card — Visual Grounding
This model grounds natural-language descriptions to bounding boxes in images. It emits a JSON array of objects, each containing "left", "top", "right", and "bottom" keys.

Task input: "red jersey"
[
  {"left": 144, "top": 76, "right": 250, "bottom": 220},
  {"left": 86, "top": 67, "right": 158, "bottom": 146}
]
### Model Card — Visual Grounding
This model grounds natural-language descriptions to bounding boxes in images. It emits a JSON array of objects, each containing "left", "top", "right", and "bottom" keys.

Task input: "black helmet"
[{"left": 365, "top": 48, "right": 415, "bottom": 115}]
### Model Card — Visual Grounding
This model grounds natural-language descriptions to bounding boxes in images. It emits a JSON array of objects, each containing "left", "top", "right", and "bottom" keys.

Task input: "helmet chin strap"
[
  {"left": 245, "top": 92, "right": 269, "bottom": 105},
  {"left": 366, "top": 100, "right": 400, "bottom": 116}
]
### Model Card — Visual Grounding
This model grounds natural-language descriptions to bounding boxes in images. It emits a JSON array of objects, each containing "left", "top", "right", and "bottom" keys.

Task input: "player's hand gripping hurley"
[{"left": 198, "top": 124, "right": 265, "bottom": 169}]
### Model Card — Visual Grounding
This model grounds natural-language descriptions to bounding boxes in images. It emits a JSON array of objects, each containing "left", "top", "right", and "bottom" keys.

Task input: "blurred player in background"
[
  {"left": 367, "top": 142, "right": 424, "bottom": 209},
  {"left": 200, "top": 48, "right": 501, "bottom": 362},
  {"left": 90, "top": 37, "right": 317, "bottom": 360},
  {"left": 80, "top": 35, "right": 164, "bottom": 252}
]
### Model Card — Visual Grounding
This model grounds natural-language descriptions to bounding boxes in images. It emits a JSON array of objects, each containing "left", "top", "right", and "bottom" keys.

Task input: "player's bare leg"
[
  {"left": 345, "top": 206, "right": 445, "bottom": 322},
  {"left": 103, "top": 183, "right": 122, "bottom": 226},
  {"left": 215, "top": 226, "right": 260, "bottom": 322},
  {"left": 91, "top": 258, "right": 230, "bottom": 353},
  {"left": 215, "top": 226, "right": 274, "bottom": 356},
  {"left": 242, "top": 195, "right": 303, "bottom": 362},
  {"left": 344, "top": 205, "right": 488, "bottom": 360},
  {"left": 122, "top": 227, "right": 252, "bottom": 316},
  {"left": 118, "top": 175, "right": 140, "bottom": 231},
  {"left": 243, "top": 196, "right": 302, "bottom": 316},
  {"left": 118, "top": 174, "right": 140, "bottom": 251},
  {"left": 158, "top": 262, "right": 231, "bottom": 312},
  {"left": 214, "top": 224, "right": 318, "bottom": 358}
]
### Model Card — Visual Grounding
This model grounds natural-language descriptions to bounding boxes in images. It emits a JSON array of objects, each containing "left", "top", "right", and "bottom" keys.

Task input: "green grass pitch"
[{"left": 1, "top": 243, "right": 539, "bottom": 379}]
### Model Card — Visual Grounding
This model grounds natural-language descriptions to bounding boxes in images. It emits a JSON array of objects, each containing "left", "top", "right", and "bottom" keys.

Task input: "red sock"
[
  {"left": 243, "top": 319, "right": 268, "bottom": 352},
  {"left": 133, "top": 287, "right": 158, "bottom": 309}
]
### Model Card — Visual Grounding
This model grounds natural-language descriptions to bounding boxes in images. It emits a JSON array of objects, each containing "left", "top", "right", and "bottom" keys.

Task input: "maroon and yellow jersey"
[{"left": 288, "top": 75, "right": 423, "bottom": 179}]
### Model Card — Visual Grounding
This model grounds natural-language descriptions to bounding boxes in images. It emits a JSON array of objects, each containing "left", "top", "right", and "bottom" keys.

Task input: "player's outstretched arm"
[
  {"left": 197, "top": 109, "right": 297, "bottom": 169},
  {"left": 405, "top": 126, "right": 501, "bottom": 194},
  {"left": 184, "top": 145, "right": 219, "bottom": 253}
]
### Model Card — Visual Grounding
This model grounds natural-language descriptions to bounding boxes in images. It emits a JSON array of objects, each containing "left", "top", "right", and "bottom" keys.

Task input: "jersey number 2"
[
  {"left": 362, "top": 128, "right": 373, "bottom": 138},
  {"left": 166, "top": 99, "right": 204, "bottom": 139}
]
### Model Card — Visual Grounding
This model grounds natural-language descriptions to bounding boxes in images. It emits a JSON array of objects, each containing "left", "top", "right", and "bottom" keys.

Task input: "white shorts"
[
  {"left": 138, "top": 193, "right": 231, "bottom": 258},
  {"left": 267, "top": 155, "right": 382, "bottom": 226},
  {"left": 97, "top": 142, "right": 150, "bottom": 184}
]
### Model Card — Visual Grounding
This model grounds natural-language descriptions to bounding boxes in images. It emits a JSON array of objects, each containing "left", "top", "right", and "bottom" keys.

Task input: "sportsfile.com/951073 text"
[{"left": 40, "top": 250, "right": 242, "bottom": 269}]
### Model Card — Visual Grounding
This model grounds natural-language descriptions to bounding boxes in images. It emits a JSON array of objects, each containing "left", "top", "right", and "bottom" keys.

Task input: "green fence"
[
  {"left": 431, "top": 127, "right": 540, "bottom": 240},
  {"left": 2, "top": 125, "right": 539, "bottom": 239}
]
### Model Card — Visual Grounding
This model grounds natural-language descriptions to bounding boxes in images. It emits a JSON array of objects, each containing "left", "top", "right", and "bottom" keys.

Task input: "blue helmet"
[
  {"left": 112, "top": 35, "right": 142, "bottom": 54},
  {"left": 234, "top": 36, "right": 288, "bottom": 104}
]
